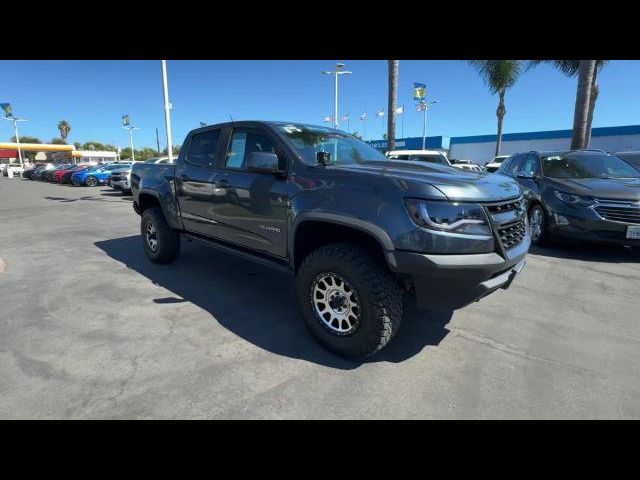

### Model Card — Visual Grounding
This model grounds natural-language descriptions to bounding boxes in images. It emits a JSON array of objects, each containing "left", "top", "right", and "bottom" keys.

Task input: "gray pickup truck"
[{"left": 131, "top": 121, "right": 529, "bottom": 358}]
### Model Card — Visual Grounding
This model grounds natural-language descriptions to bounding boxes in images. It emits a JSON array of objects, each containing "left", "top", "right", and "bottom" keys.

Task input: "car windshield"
[
  {"left": 617, "top": 152, "right": 640, "bottom": 169},
  {"left": 388, "top": 153, "right": 449, "bottom": 165},
  {"left": 275, "top": 124, "right": 388, "bottom": 165},
  {"left": 541, "top": 152, "right": 640, "bottom": 179}
]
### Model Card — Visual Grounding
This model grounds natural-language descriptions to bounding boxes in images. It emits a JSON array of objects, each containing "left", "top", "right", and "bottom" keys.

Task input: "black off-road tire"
[
  {"left": 141, "top": 206, "right": 181, "bottom": 264},
  {"left": 296, "top": 242, "right": 403, "bottom": 359}
]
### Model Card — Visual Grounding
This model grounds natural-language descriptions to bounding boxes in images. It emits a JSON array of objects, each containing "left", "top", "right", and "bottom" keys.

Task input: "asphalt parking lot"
[{"left": 1, "top": 176, "right": 639, "bottom": 419}]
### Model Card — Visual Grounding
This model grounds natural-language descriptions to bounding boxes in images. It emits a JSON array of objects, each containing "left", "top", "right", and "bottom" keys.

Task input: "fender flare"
[{"left": 289, "top": 212, "right": 397, "bottom": 270}]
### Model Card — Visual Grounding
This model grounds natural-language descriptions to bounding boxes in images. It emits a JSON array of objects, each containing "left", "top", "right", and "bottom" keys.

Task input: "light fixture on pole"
[
  {"left": 121, "top": 114, "right": 139, "bottom": 162},
  {"left": 1, "top": 103, "right": 27, "bottom": 167},
  {"left": 322, "top": 62, "right": 352, "bottom": 129},
  {"left": 161, "top": 60, "right": 174, "bottom": 163}
]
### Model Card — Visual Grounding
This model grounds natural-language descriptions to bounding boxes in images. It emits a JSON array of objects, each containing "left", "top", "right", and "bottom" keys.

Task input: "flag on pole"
[
  {"left": 413, "top": 83, "right": 427, "bottom": 101},
  {"left": 341, "top": 113, "right": 350, "bottom": 122},
  {"left": 1, "top": 103, "right": 13, "bottom": 118},
  {"left": 323, "top": 116, "right": 333, "bottom": 123},
  {"left": 360, "top": 112, "right": 367, "bottom": 121},
  {"left": 122, "top": 115, "right": 130, "bottom": 127},
  {"left": 376, "top": 110, "right": 384, "bottom": 117},
  {"left": 416, "top": 102, "right": 427, "bottom": 111},
  {"left": 395, "top": 105, "right": 404, "bottom": 115}
]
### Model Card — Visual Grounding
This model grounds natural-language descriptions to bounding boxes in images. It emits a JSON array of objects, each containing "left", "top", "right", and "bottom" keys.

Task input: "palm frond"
[{"left": 468, "top": 60, "right": 523, "bottom": 95}]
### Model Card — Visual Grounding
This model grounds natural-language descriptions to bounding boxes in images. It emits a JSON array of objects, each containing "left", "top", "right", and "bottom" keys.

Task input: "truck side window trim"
[{"left": 184, "top": 129, "right": 221, "bottom": 168}]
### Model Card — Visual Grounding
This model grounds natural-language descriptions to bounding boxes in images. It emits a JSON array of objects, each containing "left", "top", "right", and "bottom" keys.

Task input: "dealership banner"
[
  {"left": 122, "top": 115, "right": 130, "bottom": 127},
  {"left": 1, "top": 103, "right": 13, "bottom": 118},
  {"left": 413, "top": 83, "right": 426, "bottom": 101}
]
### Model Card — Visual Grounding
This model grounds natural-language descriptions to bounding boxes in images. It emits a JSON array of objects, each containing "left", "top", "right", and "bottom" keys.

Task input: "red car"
[
  {"left": 58, "top": 164, "right": 91, "bottom": 183},
  {"left": 53, "top": 164, "right": 81, "bottom": 182}
]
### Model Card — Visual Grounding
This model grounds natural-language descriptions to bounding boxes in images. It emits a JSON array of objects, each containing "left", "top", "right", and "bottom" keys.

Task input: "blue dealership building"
[{"left": 369, "top": 124, "right": 640, "bottom": 164}]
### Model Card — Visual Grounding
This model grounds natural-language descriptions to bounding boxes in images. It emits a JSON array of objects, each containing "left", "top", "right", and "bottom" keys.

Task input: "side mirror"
[
  {"left": 516, "top": 173, "right": 534, "bottom": 180},
  {"left": 246, "top": 151, "right": 283, "bottom": 175}
]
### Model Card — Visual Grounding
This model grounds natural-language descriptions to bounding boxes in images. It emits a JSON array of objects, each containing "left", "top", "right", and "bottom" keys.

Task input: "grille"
[
  {"left": 594, "top": 205, "right": 640, "bottom": 224},
  {"left": 485, "top": 198, "right": 523, "bottom": 214},
  {"left": 498, "top": 221, "right": 527, "bottom": 250},
  {"left": 111, "top": 175, "right": 122, "bottom": 181}
]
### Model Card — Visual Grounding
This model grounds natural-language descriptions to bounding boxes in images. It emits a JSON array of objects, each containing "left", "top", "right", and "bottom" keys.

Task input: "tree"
[
  {"left": 387, "top": 60, "right": 399, "bottom": 151},
  {"left": 571, "top": 60, "right": 597, "bottom": 150},
  {"left": 73, "top": 142, "right": 82, "bottom": 149},
  {"left": 352, "top": 132, "right": 363, "bottom": 140},
  {"left": 57, "top": 120, "right": 71, "bottom": 141},
  {"left": 82, "top": 141, "right": 105, "bottom": 151},
  {"left": 51, "top": 138, "right": 67, "bottom": 145},
  {"left": 528, "top": 60, "right": 607, "bottom": 148},
  {"left": 11, "top": 135, "right": 42, "bottom": 144},
  {"left": 161, "top": 145, "right": 181, "bottom": 156},
  {"left": 468, "top": 60, "right": 523, "bottom": 156}
]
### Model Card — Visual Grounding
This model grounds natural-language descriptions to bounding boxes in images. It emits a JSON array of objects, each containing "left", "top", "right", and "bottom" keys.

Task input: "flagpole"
[
  {"left": 402, "top": 105, "right": 405, "bottom": 140},
  {"left": 422, "top": 103, "right": 427, "bottom": 150}
]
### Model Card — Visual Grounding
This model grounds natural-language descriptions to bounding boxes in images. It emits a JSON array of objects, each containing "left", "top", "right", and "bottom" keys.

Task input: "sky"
[{"left": 1, "top": 60, "right": 639, "bottom": 150}]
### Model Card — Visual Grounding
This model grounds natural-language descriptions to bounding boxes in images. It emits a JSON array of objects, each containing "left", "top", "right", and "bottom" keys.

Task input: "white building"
[{"left": 448, "top": 125, "right": 640, "bottom": 165}]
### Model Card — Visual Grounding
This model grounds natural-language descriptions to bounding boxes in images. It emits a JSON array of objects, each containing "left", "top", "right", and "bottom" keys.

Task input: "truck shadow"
[{"left": 94, "top": 235, "right": 453, "bottom": 369}]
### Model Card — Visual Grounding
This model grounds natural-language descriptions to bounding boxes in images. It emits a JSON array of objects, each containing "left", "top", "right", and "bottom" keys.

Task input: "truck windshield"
[
  {"left": 541, "top": 153, "right": 640, "bottom": 179},
  {"left": 276, "top": 124, "right": 388, "bottom": 165},
  {"left": 387, "top": 153, "right": 449, "bottom": 165}
]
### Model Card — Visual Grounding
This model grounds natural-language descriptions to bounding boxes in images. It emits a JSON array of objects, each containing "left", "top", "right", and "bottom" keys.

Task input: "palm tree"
[
  {"left": 387, "top": 60, "right": 399, "bottom": 150},
  {"left": 57, "top": 120, "right": 71, "bottom": 141},
  {"left": 528, "top": 60, "right": 607, "bottom": 148},
  {"left": 571, "top": 60, "right": 597, "bottom": 150},
  {"left": 468, "top": 60, "right": 523, "bottom": 157}
]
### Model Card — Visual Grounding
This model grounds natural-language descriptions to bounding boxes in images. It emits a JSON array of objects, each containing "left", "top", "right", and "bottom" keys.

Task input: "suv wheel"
[
  {"left": 529, "top": 204, "right": 547, "bottom": 245},
  {"left": 141, "top": 206, "right": 181, "bottom": 264},
  {"left": 296, "top": 242, "right": 403, "bottom": 359},
  {"left": 85, "top": 176, "right": 98, "bottom": 187}
]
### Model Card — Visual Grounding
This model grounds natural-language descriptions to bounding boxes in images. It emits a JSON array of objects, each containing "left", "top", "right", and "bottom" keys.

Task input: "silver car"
[{"left": 111, "top": 157, "right": 172, "bottom": 193}]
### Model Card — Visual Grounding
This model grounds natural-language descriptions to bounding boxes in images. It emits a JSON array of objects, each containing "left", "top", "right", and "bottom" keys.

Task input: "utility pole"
[{"left": 156, "top": 128, "right": 161, "bottom": 156}]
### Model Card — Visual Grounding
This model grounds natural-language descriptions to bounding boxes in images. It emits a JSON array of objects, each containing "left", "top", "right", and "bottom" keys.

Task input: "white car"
[
  {"left": 111, "top": 157, "right": 172, "bottom": 193},
  {"left": 451, "top": 159, "right": 483, "bottom": 172},
  {"left": 5, "top": 164, "right": 25, "bottom": 178},
  {"left": 484, "top": 155, "right": 510, "bottom": 173},
  {"left": 386, "top": 149, "right": 452, "bottom": 167}
]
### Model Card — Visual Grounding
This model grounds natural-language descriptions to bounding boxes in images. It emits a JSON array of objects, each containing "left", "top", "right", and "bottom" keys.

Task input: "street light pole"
[
  {"left": 3, "top": 116, "right": 27, "bottom": 167},
  {"left": 161, "top": 60, "right": 174, "bottom": 163},
  {"left": 322, "top": 62, "right": 352, "bottom": 129},
  {"left": 123, "top": 125, "right": 139, "bottom": 162},
  {"left": 421, "top": 100, "right": 439, "bottom": 150}
]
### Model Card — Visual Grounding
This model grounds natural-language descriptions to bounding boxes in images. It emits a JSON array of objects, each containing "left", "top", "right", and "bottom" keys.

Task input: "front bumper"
[
  {"left": 388, "top": 236, "right": 529, "bottom": 311},
  {"left": 545, "top": 204, "right": 640, "bottom": 246},
  {"left": 111, "top": 178, "right": 131, "bottom": 190}
]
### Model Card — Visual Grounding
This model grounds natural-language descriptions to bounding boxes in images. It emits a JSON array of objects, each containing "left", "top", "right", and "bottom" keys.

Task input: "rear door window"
[{"left": 186, "top": 129, "right": 221, "bottom": 167}]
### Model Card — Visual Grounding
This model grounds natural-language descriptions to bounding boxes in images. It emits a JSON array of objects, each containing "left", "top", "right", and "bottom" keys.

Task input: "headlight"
[
  {"left": 553, "top": 190, "right": 580, "bottom": 204},
  {"left": 404, "top": 198, "right": 492, "bottom": 236}
]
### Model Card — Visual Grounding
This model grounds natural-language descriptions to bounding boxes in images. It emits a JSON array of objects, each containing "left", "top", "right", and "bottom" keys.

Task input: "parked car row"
[{"left": 22, "top": 162, "right": 132, "bottom": 186}]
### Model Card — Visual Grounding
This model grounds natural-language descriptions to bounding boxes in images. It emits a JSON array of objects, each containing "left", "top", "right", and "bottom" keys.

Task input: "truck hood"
[
  {"left": 330, "top": 160, "right": 521, "bottom": 202},
  {"left": 111, "top": 167, "right": 131, "bottom": 174},
  {"left": 547, "top": 177, "right": 640, "bottom": 201}
]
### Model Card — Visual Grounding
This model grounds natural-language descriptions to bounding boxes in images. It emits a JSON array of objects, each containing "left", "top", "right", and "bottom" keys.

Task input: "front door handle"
[
  {"left": 179, "top": 174, "right": 189, "bottom": 181},
  {"left": 215, "top": 179, "right": 229, "bottom": 187}
]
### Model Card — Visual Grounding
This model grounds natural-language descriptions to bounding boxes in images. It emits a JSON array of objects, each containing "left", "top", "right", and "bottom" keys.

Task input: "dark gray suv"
[{"left": 499, "top": 149, "right": 640, "bottom": 246}]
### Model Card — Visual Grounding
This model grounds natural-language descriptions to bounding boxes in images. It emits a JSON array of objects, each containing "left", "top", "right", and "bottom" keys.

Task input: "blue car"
[{"left": 71, "top": 163, "right": 131, "bottom": 187}]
